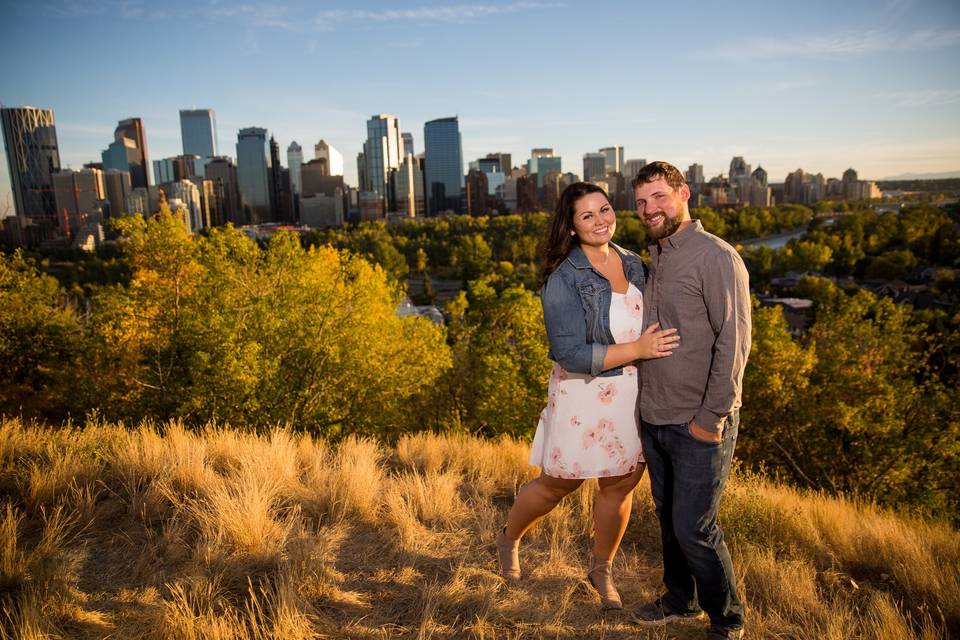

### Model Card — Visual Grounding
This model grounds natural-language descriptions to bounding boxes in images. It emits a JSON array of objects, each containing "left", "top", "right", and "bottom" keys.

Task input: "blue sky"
[{"left": 1, "top": 0, "right": 959, "bottom": 212}]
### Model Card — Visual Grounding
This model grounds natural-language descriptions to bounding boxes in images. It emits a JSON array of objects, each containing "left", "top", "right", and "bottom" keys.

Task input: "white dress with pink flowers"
[{"left": 529, "top": 282, "right": 645, "bottom": 479}]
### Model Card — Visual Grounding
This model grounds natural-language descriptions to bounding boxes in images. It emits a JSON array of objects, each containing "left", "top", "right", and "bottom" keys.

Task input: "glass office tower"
[
  {"left": 1, "top": 106, "right": 62, "bottom": 244},
  {"left": 424, "top": 116, "right": 464, "bottom": 215},
  {"left": 236, "top": 127, "right": 271, "bottom": 224},
  {"left": 180, "top": 109, "right": 218, "bottom": 160}
]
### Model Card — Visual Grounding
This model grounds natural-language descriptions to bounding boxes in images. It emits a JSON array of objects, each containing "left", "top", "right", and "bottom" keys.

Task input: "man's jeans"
[{"left": 640, "top": 412, "right": 744, "bottom": 630}]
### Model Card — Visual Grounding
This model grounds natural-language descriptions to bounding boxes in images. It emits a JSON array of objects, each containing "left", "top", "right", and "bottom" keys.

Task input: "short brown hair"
[{"left": 631, "top": 161, "right": 686, "bottom": 191}]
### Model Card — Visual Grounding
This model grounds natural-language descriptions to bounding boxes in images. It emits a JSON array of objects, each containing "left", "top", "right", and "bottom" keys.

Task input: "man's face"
[{"left": 634, "top": 177, "right": 690, "bottom": 241}]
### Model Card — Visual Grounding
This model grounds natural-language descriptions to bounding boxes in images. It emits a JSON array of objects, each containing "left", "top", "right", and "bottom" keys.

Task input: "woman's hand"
[{"left": 632, "top": 323, "right": 680, "bottom": 360}]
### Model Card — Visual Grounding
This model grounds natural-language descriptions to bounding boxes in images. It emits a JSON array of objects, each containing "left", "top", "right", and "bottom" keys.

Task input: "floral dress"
[{"left": 529, "top": 282, "right": 644, "bottom": 479}]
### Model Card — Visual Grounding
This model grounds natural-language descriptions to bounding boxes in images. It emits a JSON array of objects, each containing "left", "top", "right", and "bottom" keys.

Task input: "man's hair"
[{"left": 631, "top": 161, "right": 686, "bottom": 191}]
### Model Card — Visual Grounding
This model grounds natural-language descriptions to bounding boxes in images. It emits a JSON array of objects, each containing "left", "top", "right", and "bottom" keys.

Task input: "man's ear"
[{"left": 679, "top": 183, "right": 691, "bottom": 203}]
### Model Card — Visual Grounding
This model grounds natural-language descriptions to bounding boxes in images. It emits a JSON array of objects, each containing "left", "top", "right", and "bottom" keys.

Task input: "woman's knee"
[
  {"left": 597, "top": 464, "right": 645, "bottom": 500},
  {"left": 536, "top": 474, "right": 583, "bottom": 502}
]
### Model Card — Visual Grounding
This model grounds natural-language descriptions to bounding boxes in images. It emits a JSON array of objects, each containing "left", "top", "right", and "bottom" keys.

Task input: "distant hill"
[
  {"left": 879, "top": 171, "right": 960, "bottom": 181},
  {"left": 1, "top": 419, "right": 957, "bottom": 639}
]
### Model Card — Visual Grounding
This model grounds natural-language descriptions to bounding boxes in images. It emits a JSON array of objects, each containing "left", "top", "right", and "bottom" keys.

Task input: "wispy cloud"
[
  {"left": 878, "top": 89, "right": 960, "bottom": 107},
  {"left": 713, "top": 27, "right": 960, "bottom": 60},
  {"left": 313, "top": 2, "right": 561, "bottom": 30}
]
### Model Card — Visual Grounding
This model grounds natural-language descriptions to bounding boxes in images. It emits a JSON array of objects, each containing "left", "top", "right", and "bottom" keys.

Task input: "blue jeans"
[{"left": 640, "top": 412, "right": 744, "bottom": 630}]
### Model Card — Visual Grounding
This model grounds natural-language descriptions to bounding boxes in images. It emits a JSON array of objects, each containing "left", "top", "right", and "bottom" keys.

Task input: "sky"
[{"left": 1, "top": 0, "right": 960, "bottom": 213}]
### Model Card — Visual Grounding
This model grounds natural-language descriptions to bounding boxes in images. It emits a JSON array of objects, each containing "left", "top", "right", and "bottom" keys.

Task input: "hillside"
[{"left": 1, "top": 419, "right": 957, "bottom": 639}]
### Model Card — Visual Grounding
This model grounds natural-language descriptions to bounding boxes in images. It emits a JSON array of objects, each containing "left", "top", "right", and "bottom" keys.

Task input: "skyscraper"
[
  {"left": 362, "top": 115, "right": 402, "bottom": 210},
  {"left": 179, "top": 109, "right": 218, "bottom": 160},
  {"left": 424, "top": 116, "right": 464, "bottom": 215},
  {"left": 236, "top": 127, "right": 271, "bottom": 224},
  {"left": 205, "top": 156, "right": 241, "bottom": 225},
  {"left": 599, "top": 146, "right": 623, "bottom": 175},
  {"left": 1, "top": 106, "right": 62, "bottom": 245},
  {"left": 314, "top": 140, "right": 344, "bottom": 176},
  {"left": 402, "top": 132, "right": 414, "bottom": 157},
  {"left": 686, "top": 163, "right": 705, "bottom": 185},
  {"left": 729, "top": 156, "right": 751, "bottom": 183},
  {"left": 53, "top": 168, "right": 104, "bottom": 231},
  {"left": 288, "top": 142, "right": 303, "bottom": 196},
  {"left": 527, "top": 148, "right": 561, "bottom": 188},
  {"left": 583, "top": 153, "right": 607, "bottom": 181},
  {"left": 624, "top": 158, "right": 647, "bottom": 182},
  {"left": 114, "top": 118, "right": 150, "bottom": 189},
  {"left": 103, "top": 169, "right": 132, "bottom": 217}
]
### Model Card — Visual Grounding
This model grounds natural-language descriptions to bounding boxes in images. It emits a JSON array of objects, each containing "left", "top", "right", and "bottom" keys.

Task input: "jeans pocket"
[{"left": 685, "top": 421, "right": 723, "bottom": 446}]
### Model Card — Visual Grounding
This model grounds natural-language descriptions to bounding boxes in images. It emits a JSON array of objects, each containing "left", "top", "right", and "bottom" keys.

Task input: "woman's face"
[{"left": 571, "top": 192, "right": 616, "bottom": 247}]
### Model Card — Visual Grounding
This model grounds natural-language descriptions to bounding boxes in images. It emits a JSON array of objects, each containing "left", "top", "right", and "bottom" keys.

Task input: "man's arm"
[{"left": 693, "top": 247, "right": 752, "bottom": 435}]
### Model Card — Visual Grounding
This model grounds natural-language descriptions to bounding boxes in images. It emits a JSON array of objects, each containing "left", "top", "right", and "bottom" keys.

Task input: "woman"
[{"left": 495, "top": 182, "right": 679, "bottom": 610}]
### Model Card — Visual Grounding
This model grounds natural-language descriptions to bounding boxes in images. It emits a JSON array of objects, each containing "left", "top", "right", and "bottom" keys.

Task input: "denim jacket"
[{"left": 540, "top": 242, "right": 648, "bottom": 378}]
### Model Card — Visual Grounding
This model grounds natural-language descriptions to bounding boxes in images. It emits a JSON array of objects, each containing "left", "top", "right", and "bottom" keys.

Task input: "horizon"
[{"left": 2, "top": 0, "right": 959, "bottom": 212}]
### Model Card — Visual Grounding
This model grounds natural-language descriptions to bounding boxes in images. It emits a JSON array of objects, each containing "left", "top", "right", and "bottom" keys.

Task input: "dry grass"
[{"left": 0, "top": 417, "right": 956, "bottom": 639}]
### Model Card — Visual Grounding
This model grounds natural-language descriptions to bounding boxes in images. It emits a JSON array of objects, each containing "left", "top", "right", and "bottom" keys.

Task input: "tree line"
[{"left": 2, "top": 203, "right": 959, "bottom": 524}]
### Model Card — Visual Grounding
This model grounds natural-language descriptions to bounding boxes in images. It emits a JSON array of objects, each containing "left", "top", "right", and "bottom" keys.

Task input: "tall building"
[
  {"left": 1, "top": 106, "right": 62, "bottom": 244},
  {"left": 423, "top": 116, "right": 464, "bottom": 215},
  {"left": 624, "top": 158, "right": 647, "bottom": 182},
  {"left": 599, "top": 146, "right": 623, "bottom": 175},
  {"left": 101, "top": 137, "right": 139, "bottom": 175},
  {"left": 527, "top": 148, "right": 561, "bottom": 188},
  {"left": 204, "top": 156, "right": 241, "bottom": 225},
  {"left": 362, "top": 115, "right": 402, "bottom": 211},
  {"left": 402, "top": 132, "right": 414, "bottom": 157},
  {"left": 114, "top": 118, "right": 150, "bottom": 189},
  {"left": 486, "top": 152, "right": 512, "bottom": 174},
  {"left": 686, "top": 163, "right": 705, "bottom": 185},
  {"left": 752, "top": 166, "right": 768, "bottom": 187},
  {"left": 153, "top": 155, "right": 204, "bottom": 184},
  {"left": 465, "top": 169, "right": 489, "bottom": 216},
  {"left": 314, "top": 139, "right": 344, "bottom": 176},
  {"left": 395, "top": 153, "right": 425, "bottom": 217},
  {"left": 269, "top": 136, "right": 291, "bottom": 221},
  {"left": 583, "top": 152, "right": 607, "bottom": 181},
  {"left": 287, "top": 142, "right": 303, "bottom": 196},
  {"left": 179, "top": 109, "right": 218, "bottom": 160},
  {"left": 729, "top": 156, "right": 751, "bottom": 183},
  {"left": 236, "top": 127, "right": 271, "bottom": 224},
  {"left": 103, "top": 169, "right": 132, "bottom": 217},
  {"left": 53, "top": 168, "right": 105, "bottom": 231}
]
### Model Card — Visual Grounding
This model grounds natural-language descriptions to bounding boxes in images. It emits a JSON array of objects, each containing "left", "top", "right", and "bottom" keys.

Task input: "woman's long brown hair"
[{"left": 538, "top": 182, "right": 612, "bottom": 288}]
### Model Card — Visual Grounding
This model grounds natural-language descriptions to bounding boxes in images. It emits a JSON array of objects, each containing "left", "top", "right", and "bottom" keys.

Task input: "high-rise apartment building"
[
  {"left": 314, "top": 139, "right": 344, "bottom": 176},
  {"left": 583, "top": 152, "right": 607, "bottom": 181},
  {"left": 179, "top": 109, "right": 218, "bottom": 160},
  {"left": 424, "top": 116, "right": 464, "bottom": 215},
  {"left": 236, "top": 127, "right": 271, "bottom": 224},
  {"left": 599, "top": 146, "right": 623, "bottom": 175},
  {"left": 1, "top": 106, "right": 62, "bottom": 244},
  {"left": 114, "top": 118, "right": 150, "bottom": 189}
]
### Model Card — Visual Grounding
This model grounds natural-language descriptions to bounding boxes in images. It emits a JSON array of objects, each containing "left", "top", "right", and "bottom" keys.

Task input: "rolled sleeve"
[
  {"left": 697, "top": 250, "right": 752, "bottom": 433},
  {"left": 541, "top": 271, "right": 605, "bottom": 375}
]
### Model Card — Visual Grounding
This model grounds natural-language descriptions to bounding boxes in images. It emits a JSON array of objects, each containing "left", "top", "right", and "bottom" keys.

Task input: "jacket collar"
[{"left": 566, "top": 241, "right": 637, "bottom": 270}]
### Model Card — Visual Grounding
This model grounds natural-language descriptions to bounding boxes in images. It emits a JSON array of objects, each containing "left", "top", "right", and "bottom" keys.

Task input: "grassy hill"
[{"left": 1, "top": 419, "right": 957, "bottom": 639}]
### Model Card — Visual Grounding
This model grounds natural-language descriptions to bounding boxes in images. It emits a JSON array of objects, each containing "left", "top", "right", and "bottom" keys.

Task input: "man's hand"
[{"left": 689, "top": 419, "right": 723, "bottom": 444}]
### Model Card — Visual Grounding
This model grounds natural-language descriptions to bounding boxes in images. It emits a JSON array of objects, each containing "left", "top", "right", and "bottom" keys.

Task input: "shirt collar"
[{"left": 649, "top": 219, "right": 702, "bottom": 253}]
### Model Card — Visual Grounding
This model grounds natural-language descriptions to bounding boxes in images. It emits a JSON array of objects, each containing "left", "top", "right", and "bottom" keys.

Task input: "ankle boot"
[
  {"left": 495, "top": 527, "right": 521, "bottom": 581},
  {"left": 587, "top": 556, "right": 623, "bottom": 610}
]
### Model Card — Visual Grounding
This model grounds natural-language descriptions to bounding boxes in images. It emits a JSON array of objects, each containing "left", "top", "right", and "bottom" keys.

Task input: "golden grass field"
[{"left": 1, "top": 418, "right": 957, "bottom": 639}]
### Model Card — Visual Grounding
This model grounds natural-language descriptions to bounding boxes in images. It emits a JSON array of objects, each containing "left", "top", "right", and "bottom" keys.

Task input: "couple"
[{"left": 495, "top": 161, "right": 751, "bottom": 640}]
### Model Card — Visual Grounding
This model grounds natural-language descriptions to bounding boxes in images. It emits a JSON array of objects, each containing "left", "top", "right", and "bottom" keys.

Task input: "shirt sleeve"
[
  {"left": 695, "top": 248, "right": 752, "bottom": 432},
  {"left": 541, "top": 271, "right": 608, "bottom": 376}
]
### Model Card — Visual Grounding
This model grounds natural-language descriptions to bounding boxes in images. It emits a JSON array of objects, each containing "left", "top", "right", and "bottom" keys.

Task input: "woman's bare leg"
[
  {"left": 505, "top": 473, "right": 584, "bottom": 540},
  {"left": 592, "top": 463, "right": 646, "bottom": 560}
]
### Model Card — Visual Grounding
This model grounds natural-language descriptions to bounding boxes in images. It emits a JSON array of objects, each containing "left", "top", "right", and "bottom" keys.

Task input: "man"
[{"left": 630, "top": 161, "right": 751, "bottom": 639}]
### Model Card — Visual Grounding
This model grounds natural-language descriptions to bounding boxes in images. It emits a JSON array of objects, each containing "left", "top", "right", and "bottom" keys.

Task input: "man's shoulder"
[{"left": 693, "top": 228, "right": 744, "bottom": 263}]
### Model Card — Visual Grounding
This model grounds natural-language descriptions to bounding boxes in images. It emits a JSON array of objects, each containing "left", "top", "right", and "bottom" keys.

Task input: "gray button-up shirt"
[{"left": 640, "top": 220, "right": 752, "bottom": 433}]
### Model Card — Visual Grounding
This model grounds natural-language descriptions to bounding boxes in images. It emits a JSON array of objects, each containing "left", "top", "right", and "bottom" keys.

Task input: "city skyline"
[{"left": 2, "top": 0, "right": 959, "bottom": 213}]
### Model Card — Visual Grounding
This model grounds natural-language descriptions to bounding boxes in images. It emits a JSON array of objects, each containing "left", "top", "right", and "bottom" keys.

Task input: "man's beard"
[{"left": 646, "top": 214, "right": 682, "bottom": 241}]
